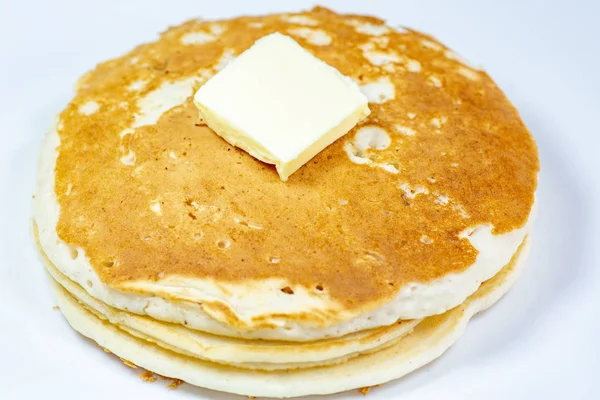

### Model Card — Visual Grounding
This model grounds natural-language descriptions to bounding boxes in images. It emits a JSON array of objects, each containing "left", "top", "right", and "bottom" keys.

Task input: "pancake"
[
  {"left": 50, "top": 236, "right": 531, "bottom": 397},
  {"left": 35, "top": 6, "right": 540, "bottom": 396},
  {"left": 33, "top": 6, "right": 538, "bottom": 342},
  {"left": 36, "top": 222, "right": 419, "bottom": 370}
]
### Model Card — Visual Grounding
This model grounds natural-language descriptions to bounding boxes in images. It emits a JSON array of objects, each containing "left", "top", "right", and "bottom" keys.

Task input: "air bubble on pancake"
[
  {"left": 193, "top": 232, "right": 203, "bottom": 240},
  {"left": 428, "top": 75, "right": 443, "bottom": 88},
  {"left": 454, "top": 204, "right": 470, "bottom": 219},
  {"left": 451, "top": 162, "right": 459, "bottom": 167},
  {"left": 120, "top": 151, "right": 136, "bottom": 166},
  {"left": 380, "top": 163, "right": 400, "bottom": 174},
  {"left": 339, "top": 199, "right": 349, "bottom": 206},
  {"left": 357, "top": 251, "right": 386, "bottom": 264},
  {"left": 192, "top": 204, "right": 222, "bottom": 222},
  {"left": 345, "top": 143, "right": 370, "bottom": 165},
  {"left": 288, "top": 28, "right": 332, "bottom": 46},
  {"left": 420, "top": 235, "right": 433, "bottom": 245},
  {"left": 363, "top": 50, "right": 402, "bottom": 66},
  {"left": 217, "top": 239, "right": 230, "bottom": 249},
  {"left": 129, "top": 57, "right": 139, "bottom": 65},
  {"left": 435, "top": 194, "right": 449, "bottom": 206},
  {"left": 233, "top": 216, "right": 263, "bottom": 230},
  {"left": 127, "top": 80, "right": 147, "bottom": 92},
  {"left": 348, "top": 20, "right": 390, "bottom": 36},
  {"left": 169, "top": 152, "right": 177, "bottom": 159},
  {"left": 78, "top": 100, "right": 99, "bottom": 115},
  {"left": 406, "top": 59, "right": 421, "bottom": 73},
  {"left": 445, "top": 49, "right": 480, "bottom": 70},
  {"left": 421, "top": 40, "right": 443, "bottom": 51},
  {"left": 457, "top": 66, "right": 480, "bottom": 81},
  {"left": 209, "top": 23, "right": 226, "bottom": 36},
  {"left": 345, "top": 128, "right": 399, "bottom": 174},
  {"left": 382, "top": 64, "right": 396, "bottom": 73},
  {"left": 180, "top": 23, "right": 227, "bottom": 45},
  {"left": 269, "top": 256, "right": 280, "bottom": 264},
  {"left": 134, "top": 78, "right": 198, "bottom": 128},
  {"left": 215, "top": 49, "right": 236, "bottom": 71},
  {"left": 398, "top": 183, "right": 429, "bottom": 199},
  {"left": 181, "top": 23, "right": 225, "bottom": 45},
  {"left": 102, "top": 259, "right": 115, "bottom": 268},
  {"left": 371, "top": 36, "right": 389, "bottom": 47},
  {"left": 281, "top": 15, "right": 319, "bottom": 26},
  {"left": 354, "top": 126, "right": 391, "bottom": 151},
  {"left": 395, "top": 125, "right": 416, "bottom": 136},
  {"left": 360, "top": 42, "right": 401, "bottom": 66},
  {"left": 428, "top": 177, "right": 436, "bottom": 183},
  {"left": 431, "top": 116, "right": 448, "bottom": 130},
  {"left": 407, "top": 113, "right": 416, "bottom": 120},
  {"left": 248, "top": 22, "right": 264, "bottom": 28},
  {"left": 150, "top": 200, "right": 162, "bottom": 216},
  {"left": 181, "top": 32, "right": 215, "bottom": 45},
  {"left": 65, "top": 183, "right": 73, "bottom": 196},
  {"left": 359, "top": 77, "right": 395, "bottom": 104}
]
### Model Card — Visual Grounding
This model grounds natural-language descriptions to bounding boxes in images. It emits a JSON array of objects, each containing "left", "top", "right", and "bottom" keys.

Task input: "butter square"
[{"left": 194, "top": 32, "right": 370, "bottom": 181}]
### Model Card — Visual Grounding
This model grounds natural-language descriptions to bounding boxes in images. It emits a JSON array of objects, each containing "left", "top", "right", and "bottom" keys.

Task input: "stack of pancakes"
[{"left": 33, "top": 7, "right": 539, "bottom": 398}]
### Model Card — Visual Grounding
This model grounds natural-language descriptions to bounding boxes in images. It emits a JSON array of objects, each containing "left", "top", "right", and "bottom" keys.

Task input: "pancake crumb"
[
  {"left": 120, "top": 358, "right": 138, "bottom": 369},
  {"left": 359, "top": 384, "right": 380, "bottom": 395},
  {"left": 155, "top": 374, "right": 184, "bottom": 389},
  {"left": 139, "top": 370, "right": 157, "bottom": 383},
  {"left": 52, "top": 305, "right": 59, "bottom": 310},
  {"left": 166, "top": 378, "right": 184, "bottom": 389}
]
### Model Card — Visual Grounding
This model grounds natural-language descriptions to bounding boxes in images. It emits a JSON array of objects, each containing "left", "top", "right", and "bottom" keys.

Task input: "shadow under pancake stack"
[{"left": 33, "top": 7, "right": 539, "bottom": 398}]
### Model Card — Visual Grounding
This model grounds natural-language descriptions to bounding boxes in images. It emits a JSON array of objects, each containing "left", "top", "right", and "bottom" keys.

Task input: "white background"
[{"left": 0, "top": 0, "right": 599, "bottom": 399}]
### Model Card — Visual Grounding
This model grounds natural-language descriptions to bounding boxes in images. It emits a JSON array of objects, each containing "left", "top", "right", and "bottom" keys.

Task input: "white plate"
[{"left": 1, "top": 1, "right": 599, "bottom": 399}]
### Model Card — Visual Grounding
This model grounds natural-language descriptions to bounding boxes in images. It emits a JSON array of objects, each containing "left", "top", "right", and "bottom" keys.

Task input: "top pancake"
[{"left": 49, "top": 7, "right": 538, "bottom": 332}]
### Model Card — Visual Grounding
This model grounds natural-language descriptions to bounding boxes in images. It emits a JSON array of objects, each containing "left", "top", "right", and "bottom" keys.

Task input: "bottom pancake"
[{"left": 49, "top": 237, "right": 530, "bottom": 398}]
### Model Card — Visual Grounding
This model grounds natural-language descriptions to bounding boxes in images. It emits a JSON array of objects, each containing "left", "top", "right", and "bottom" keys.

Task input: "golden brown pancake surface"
[{"left": 53, "top": 7, "right": 539, "bottom": 314}]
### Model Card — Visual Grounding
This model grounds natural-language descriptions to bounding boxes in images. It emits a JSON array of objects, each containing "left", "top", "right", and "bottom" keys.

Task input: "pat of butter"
[{"left": 194, "top": 32, "right": 370, "bottom": 181}]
